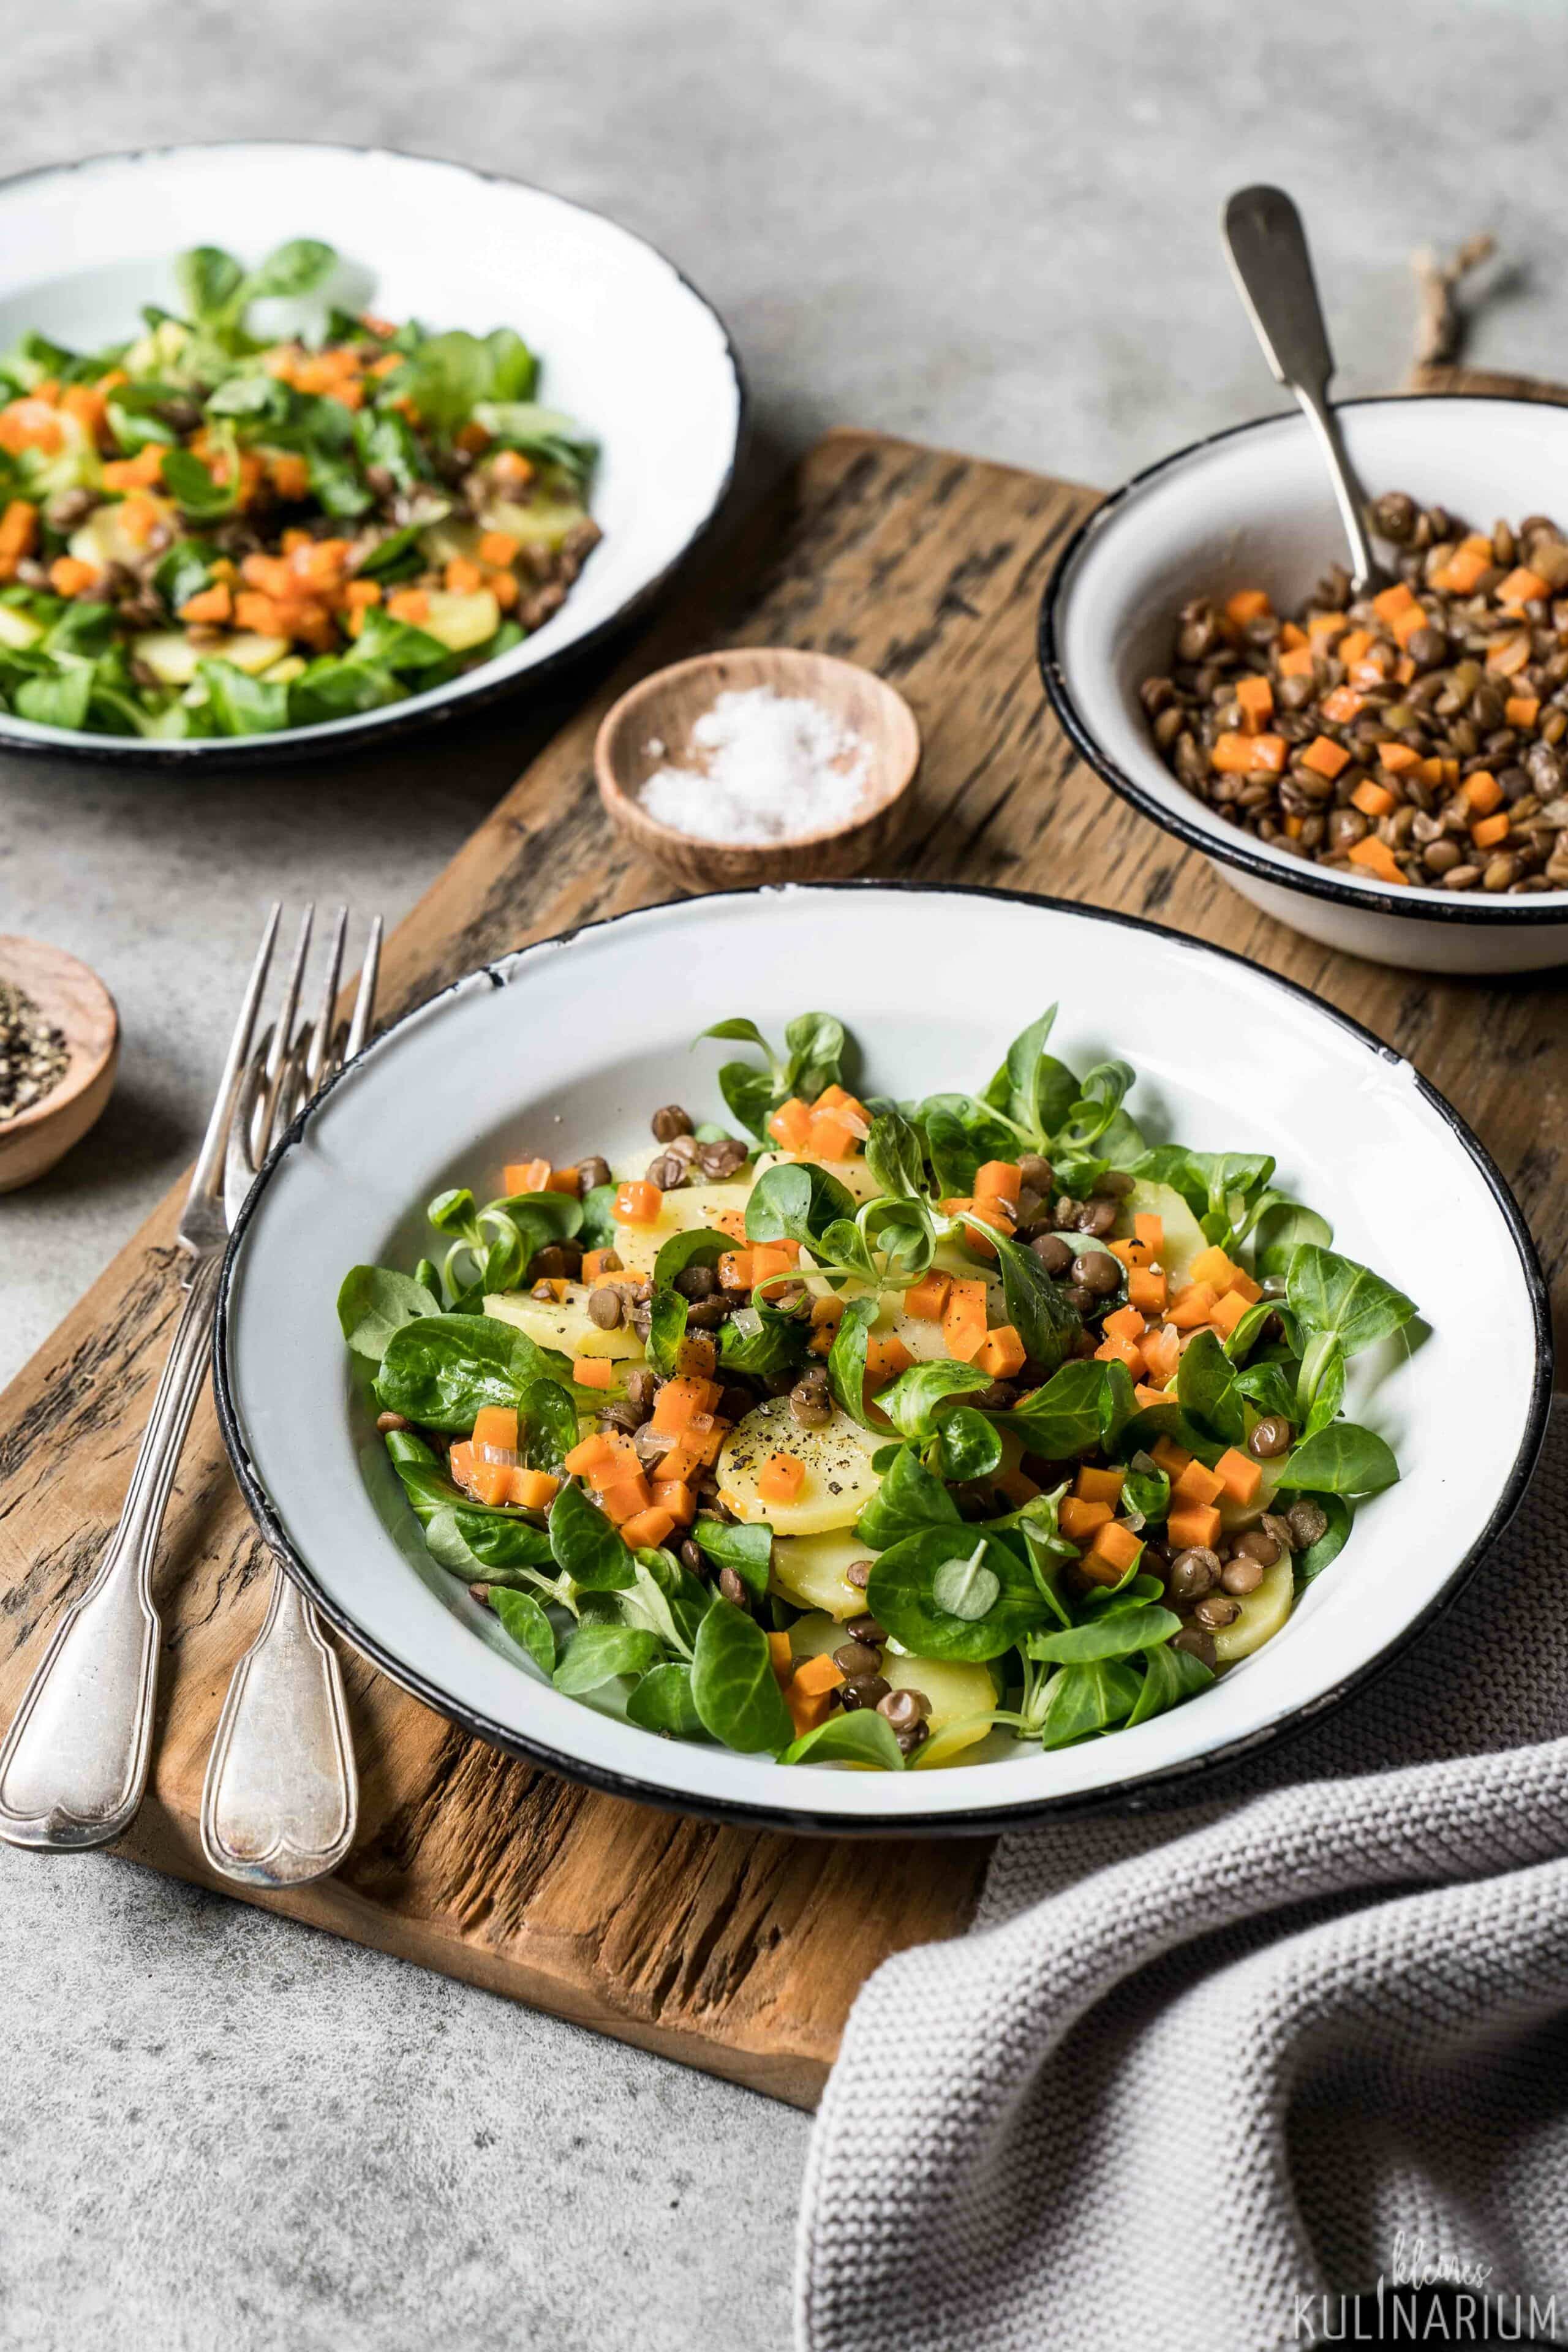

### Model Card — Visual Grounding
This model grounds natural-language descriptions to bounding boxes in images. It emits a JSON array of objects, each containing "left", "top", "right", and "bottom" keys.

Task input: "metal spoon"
[{"left": 1222, "top": 184, "right": 1387, "bottom": 593}]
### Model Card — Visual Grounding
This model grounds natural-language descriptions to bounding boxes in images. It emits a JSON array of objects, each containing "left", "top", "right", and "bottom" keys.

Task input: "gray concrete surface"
[{"left": 4, "top": 3, "right": 1567, "bottom": 2345}]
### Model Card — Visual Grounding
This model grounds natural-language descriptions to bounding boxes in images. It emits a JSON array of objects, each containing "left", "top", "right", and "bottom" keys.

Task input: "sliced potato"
[
  {"left": 770, "top": 1531, "right": 874, "bottom": 1619},
  {"left": 70, "top": 494, "right": 178, "bottom": 575},
  {"left": 483, "top": 1283, "right": 643, "bottom": 1362},
  {"left": 131, "top": 631, "right": 199, "bottom": 687},
  {"left": 259, "top": 654, "right": 307, "bottom": 686},
  {"left": 0, "top": 603, "right": 45, "bottom": 652},
  {"left": 1123, "top": 1179, "right": 1207, "bottom": 1288},
  {"left": 886, "top": 1653, "right": 997, "bottom": 1765},
  {"left": 718, "top": 1396, "right": 881, "bottom": 1533},
  {"left": 481, "top": 492, "right": 590, "bottom": 551},
  {"left": 603, "top": 1175, "right": 754, "bottom": 1278},
  {"left": 418, "top": 514, "right": 481, "bottom": 567},
  {"left": 421, "top": 587, "right": 501, "bottom": 654},
  {"left": 221, "top": 631, "right": 292, "bottom": 676},
  {"left": 753, "top": 1150, "right": 880, "bottom": 1207},
  {"left": 1213, "top": 1552, "right": 1293, "bottom": 1663}
]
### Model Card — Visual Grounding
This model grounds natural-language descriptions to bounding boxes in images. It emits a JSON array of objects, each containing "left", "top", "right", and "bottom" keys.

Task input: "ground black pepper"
[{"left": 0, "top": 981, "right": 68, "bottom": 1122}]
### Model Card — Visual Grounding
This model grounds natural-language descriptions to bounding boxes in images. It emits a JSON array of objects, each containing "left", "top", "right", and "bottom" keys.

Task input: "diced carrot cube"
[
  {"left": 1373, "top": 581, "right": 1416, "bottom": 622},
  {"left": 1351, "top": 780, "right": 1395, "bottom": 818},
  {"left": 1166, "top": 1283, "right": 1218, "bottom": 1330},
  {"left": 1378, "top": 742, "right": 1420, "bottom": 775},
  {"left": 565, "top": 1434, "right": 615, "bottom": 1477},
  {"left": 1150, "top": 1435, "right": 1193, "bottom": 1476},
  {"left": 387, "top": 588, "right": 431, "bottom": 625},
  {"left": 903, "top": 1272, "right": 952, "bottom": 1322},
  {"left": 472, "top": 1405, "right": 519, "bottom": 1453},
  {"left": 676, "top": 1331, "right": 718, "bottom": 1381},
  {"left": 793, "top": 1651, "right": 845, "bottom": 1697},
  {"left": 1128, "top": 1267, "right": 1168, "bottom": 1316},
  {"left": 581, "top": 1250, "right": 619, "bottom": 1283},
  {"left": 1172, "top": 1457, "right": 1224, "bottom": 1507},
  {"left": 974, "top": 1159, "right": 1023, "bottom": 1204},
  {"left": 1505, "top": 696, "right": 1540, "bottom": 730},
  {"left": 758, "top": 1453, "right": 807, "bottom": 1504},
  {"left": 508, "top": 1468, "right": 560, "bottom": 1510},
  {"left": 598, "top": 1474, "right": 654, "bottom": 1525},
  {"left": 1215, "top": 1447, "right": 1263, "bottom": 1506},
  {"left": 651, "top": 1436, "right": 706, "bottom": 1485},
  {"left": 1307, "top": 610, "right": 1348, "bottom": 641},
  {"left": 766, "top": 1098, "right": 812, "bottom": 1151},
  {"left": 1224, "top": 588, "right": 1272, "bottom": 627},
  {"left": 712, "top": 1210, "right": 748, "bottom": 1241},
  {"left": 1301, "top": 735, "right": 1351, "bottom": 780},
  {"left": 767, "top": 1630, "right": 794, "bottom": 1681},
  {"left": 448, "top": 1441, "right": 475, "bottom": 1487},
  {"left": 1348, "top": 836, "right": 1406, "bottom": 884},
  {"left": 719, "top": 1250, "right": 755, "bottom": 1292},
  {"left": 786, "top": 1685, "right": 836, "bottom": 1738},
  {"left": 1059, "top": 1495, "right": 1114, "bottom": 1540},
  {"left": 1229, "top": 1268, "right": 1263, "bottom": 1305},
  {"left": 1278, "top": 646, "right": 1314, "bottom": 678},
  {"left": 1234, "top": 674, "right": 1274, "bottom": 733},
  {"left": 1471, "top": 811, "right": 1511, "bottom": 850},
  {"left": 1462, "top": 770, "right": 1502, "bottom": 815},
  {"left": 1084, "top": 1520, "right": 1143, "bottom": 1580},
  {"left": 649, "top": 1479, "right": 697, "bottom": 1525},
  {"left": 1140, "top": 1324, "right": 1182, "bottom": 1384},
  {"left": 1134, "top": 1212, "right": 1164, "bottom": 1254},
  {"left": 546, "top": 1166, "right": 581, "bottom": 1196},
  {"left": 573, "top": 1357, "right": 616, "bottom": 1390},
  {"left": 1497, "top": 567, "right": 1549, "bottom": 608},
  {"left": 613, "top": 1179, "right": 663, "bottom": 1227},
  {"left": 974, "top": 1324, "right": 1027, "bottom": 1378},
  {"left": 1336, "top": 628, "right": 1373, "bottom": 666},
  {"left": 1103, "top": 1303, "right": 1146, "bottom": 1346},
  {"left": 504, "top": 1158, "right": 552, "bottom": 1194},
  {"left": 1166, "top": 1502, "right": 1223, "bottom": 1553},
  {"left": 806, "top": 1114, "right": 856, "bottom": 1159},
  {"left": 941, "top": 1278, "right": 989, "bottom": 1363},
  {"left": 1109, "top": 1237, "right": 1150, "bottom": 1270},
  {"left": 466, "top": 1461, "right": 513, "bottom": 1507},
  {"left": 865, "top": 1333, "right": 914, "bottom": 1385},
  {"left": 810, "top": 1295, "right": 845, "bottom": 1329},
  {"left": 619, "top": 1506, "right": 677, "bottom": 1551},
  {"left": 1189, "top": 1245, "right": 1240, "bottom": 1293},
  {"left": 1074, "top": 1464, "right": 1126, "bottom": 1506},
  {"left": 1389, "top": 603, "right": 1429, "bottom": 646},
  {"left": 1095, "top": 1334, "right": 1145, "bottom": 1375},
  {"left": 650, "top": 1375, "right": 722, "bottom": 1434},
  {"left": 1279, "top": 621, "right": 1308, "bottom": 649},
  {"left": 751, "top": 1241, "right": 800, "bottom": 1286},
  {"left": 1134, "top": 1382, "right": 1170, "bottom": 1408},
  {"left": 1319, "top": 686, "right": 1363, "bottom": 724},
  {"left": 1210, "top": 1289, "right": 1251, "bottom": 1338}
]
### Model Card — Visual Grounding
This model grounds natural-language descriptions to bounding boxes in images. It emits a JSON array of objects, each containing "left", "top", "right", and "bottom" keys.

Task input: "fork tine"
[
  {"left": 344, "top": 915, "right": 383, "bottom": 1064},
  {"left": 187, "top": 904, "right": 281, "bottom": 1212},
  {"left": 253, "top": 905, "right": 314, "bottom": 1163},
  {"left": 305, "top": 907, "right": 348, "bottom": 1091}
]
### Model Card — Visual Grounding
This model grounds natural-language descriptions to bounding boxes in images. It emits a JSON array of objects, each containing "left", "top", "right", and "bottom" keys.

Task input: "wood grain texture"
[{"left": 4, "top": 413, "right": 1564, "bottom": 2107}]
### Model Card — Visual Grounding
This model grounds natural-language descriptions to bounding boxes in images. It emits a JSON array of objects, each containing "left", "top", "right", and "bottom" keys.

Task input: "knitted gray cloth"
[{"left": 798, "top": 1409, "right": 1568, "bottom": 2351}]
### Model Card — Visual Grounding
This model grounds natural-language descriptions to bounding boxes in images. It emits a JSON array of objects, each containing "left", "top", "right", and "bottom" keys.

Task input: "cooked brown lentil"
[{"left": 1140, "top": 495, "right": 1568, "bottom": 894}]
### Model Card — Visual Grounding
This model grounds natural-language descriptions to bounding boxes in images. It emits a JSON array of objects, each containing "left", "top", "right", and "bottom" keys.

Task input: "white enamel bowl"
[
  {"left": 214, "top": 884, "right": 1549, "bottom": 1835},
  {"left": 1041, "top": 396, "right": 1568, "bottom": 974},
  {"left": 0, "top": 142, "right": 742, "bottom": 763}
]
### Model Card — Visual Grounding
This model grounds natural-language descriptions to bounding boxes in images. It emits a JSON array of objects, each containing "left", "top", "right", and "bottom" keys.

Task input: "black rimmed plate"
[{"left": 214, "top": 882, "right": 1549, "bottom": 1834}]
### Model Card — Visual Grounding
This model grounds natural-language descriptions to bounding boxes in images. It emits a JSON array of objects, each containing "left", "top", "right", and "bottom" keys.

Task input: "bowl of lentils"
[{"left": 1038, "top": 395, "right": 1568, "bottom": 973}]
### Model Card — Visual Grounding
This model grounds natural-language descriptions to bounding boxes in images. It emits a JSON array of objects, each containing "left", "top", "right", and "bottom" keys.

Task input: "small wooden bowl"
[
  {"left": 594, "top": 647, "right": 920, "bottom": 888},
  {"left": 0, "top": 936, "right": 119, "bottom": 1194}
]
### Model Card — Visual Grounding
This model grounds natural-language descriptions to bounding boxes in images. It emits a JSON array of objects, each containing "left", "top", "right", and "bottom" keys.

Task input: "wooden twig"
[{"left": 1411, "top": 233, "right": 1498, "bottom": 370}]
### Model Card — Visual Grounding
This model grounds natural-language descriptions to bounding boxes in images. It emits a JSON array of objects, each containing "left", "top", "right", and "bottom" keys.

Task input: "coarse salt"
[{"left": 638, "top": 687, "right": 873, "bottom": 845}]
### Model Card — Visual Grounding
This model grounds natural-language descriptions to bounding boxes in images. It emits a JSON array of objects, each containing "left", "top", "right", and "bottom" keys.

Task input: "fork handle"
[
  {"left": 200, "top": 1570, "right": 358, "bottom": 1887},
  {"left": 0, "top": 1253, "right": 222, "bottom": 1851}
]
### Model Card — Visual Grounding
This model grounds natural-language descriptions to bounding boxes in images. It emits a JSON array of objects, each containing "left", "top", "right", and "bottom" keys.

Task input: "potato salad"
[{"left": 339, "top": 1008, "right": 1415, "bottom": 1772}]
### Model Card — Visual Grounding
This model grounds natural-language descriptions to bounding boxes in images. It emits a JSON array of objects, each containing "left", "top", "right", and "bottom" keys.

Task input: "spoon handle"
[{"left": 1222, "top": 184, "right": 1384, "bottom": 593}]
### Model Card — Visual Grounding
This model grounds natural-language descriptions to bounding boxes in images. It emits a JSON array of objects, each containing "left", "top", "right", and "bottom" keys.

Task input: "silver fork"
[
  {"left": 198, "top": 905, "right": 381, "bottom": 1889},
  {"left": 0, "top": 907, "right": 284, "bottom": 1852}
]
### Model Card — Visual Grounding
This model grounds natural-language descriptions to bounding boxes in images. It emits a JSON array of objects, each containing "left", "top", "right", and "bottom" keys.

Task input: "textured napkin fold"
[{"left": 797, "top": 1408, "right": 1568, "bottom": 2351}]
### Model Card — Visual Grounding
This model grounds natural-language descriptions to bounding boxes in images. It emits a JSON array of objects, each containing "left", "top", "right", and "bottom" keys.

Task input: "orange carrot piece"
[
  {"left": 472, "top": 1405, "right": 519, "bottom": 1453},
  {"left": 649, "top": 1478, "right": 697, "bottom": 1525},
  {"left": 941, "top": 1278, "right": 989, "bottom": 1362},
  {"left": 1150, "top": 1434, "right": 1193, "bottom": 1477},
  {"left": 1278, "top": 645, "right": 1314, "bottom": 679},
  {"left": 1215, "top": 1447, "right": 1263, "bottom": 1506},
  {"left": 573, "top": 1357, "right": 616, "bottom": 1390},
  {"left": 1497, "top": 567, "right": 1549, "bottom": 608},
  {"left": 1133, "top": 1212, "right": 1164, "bottom": 1254},
  {"left": 478, "top": 529, "right": 520, "bottom": 567},
  {"left": 758, "top": 1453, "right": 807, "bottom": 1504},
  {"left": 974, "top": 1159, "right": 1023, "bottom": 1204},
  {"left": 1166, "top": 1283, "right": 1218, "bottom": 1330},
  {"left": 1463, "top": 771, "right": 1503, "bottom": 815},
  {"left": 1210, "top": 1290, "right": 1251, "bottom": 1339},
  {"left": 1300, "top": 735, "right": 1351, "bottom": 780},
  {"left": 1377, "top": 742, "right": 1420, "bottom": 774},
  {"left": 564, "top": 1434, "right": 615, "bottom": 1477},
  {"left": 618, "top": 1506, "right": 677, "bottom": 1551},
  {"left": 1084, "top": 1519, "right": 1143, "bottom": 1580},
  {"left": 1172, "top": 1457, "right": 1224, "bottom": 1507},
  {"left": 1224, "top": 588, "right": 1272, "bottom": 627},
  {"left": 1505, "top": 696, "right": 1540, "bottom": 729},
  {"left": 1095, "top": 1333, "right": 1145, "bottom": 1375},
  {"left": 1234, "top": 674, "right": 1274, "bottom": 732},
  {"left": 48, "top": 556, "right": 98, "bottom": 597},
  {"left": 503, "top": 1158, "right": 552, "bottom": 1194},
  {"left": 1471, "top": 812, "right": 1511, "bottom": 850},
  {"left": 1372, "top": 582, "right": 1416, "bottom": 622},
  {"left": 1060, "top": 1495, "right": 1114, "bottom": 1541},
  {"left": 613, "top": 1179, "right": 663, "bottom": 1227},
  {"left": 1102, "top": 1304, "right": 1146, "bottom": 1345},
  {"left": 1140, "top": 1324, "right": 1182, "bottom": 1384},
  {"left": 766, "top": 1097, "right": 812, "bottom": 1151},
  {"left": 864, "top": 1333, "right": 914, "bottom": 1385},
  {"left": 974, "top": 1324, "right": 1027, "bottom": 1378},
  {"left": 1128, "top": 1267, "right": 1168, "bottom": 1316},
  {"left": 1074, "top": 1464, "right": 1126, "bottom": 1506},
  {"left": 508, "top": 1468, "right": 560, "bottom": 1510},
  {"left": 767, "top": 1630, "right": 794, "bottom": 1682},
  {"left": 1348, "top": 836, "right": 1406, "bottom": 884},
  {"left": 903, "top": 1272, "right": 952, "bottom": 1322},
  {"left": 1166, "top": 1501, "right": 1223, "bottom": 1553}
]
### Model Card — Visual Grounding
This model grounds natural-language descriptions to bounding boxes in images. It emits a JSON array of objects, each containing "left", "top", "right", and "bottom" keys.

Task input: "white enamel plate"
[
  {"left": 214, "top": 886, "right": 1550, "bottom": 1834},
  {"left": 0, "top": 141, "right": 742, "bottom": 761}
]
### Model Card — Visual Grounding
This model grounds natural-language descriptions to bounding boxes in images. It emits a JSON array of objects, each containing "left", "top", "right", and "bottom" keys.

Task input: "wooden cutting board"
[{"left": 4, "top": 417, "right": 1567, "bottom": 2111}]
